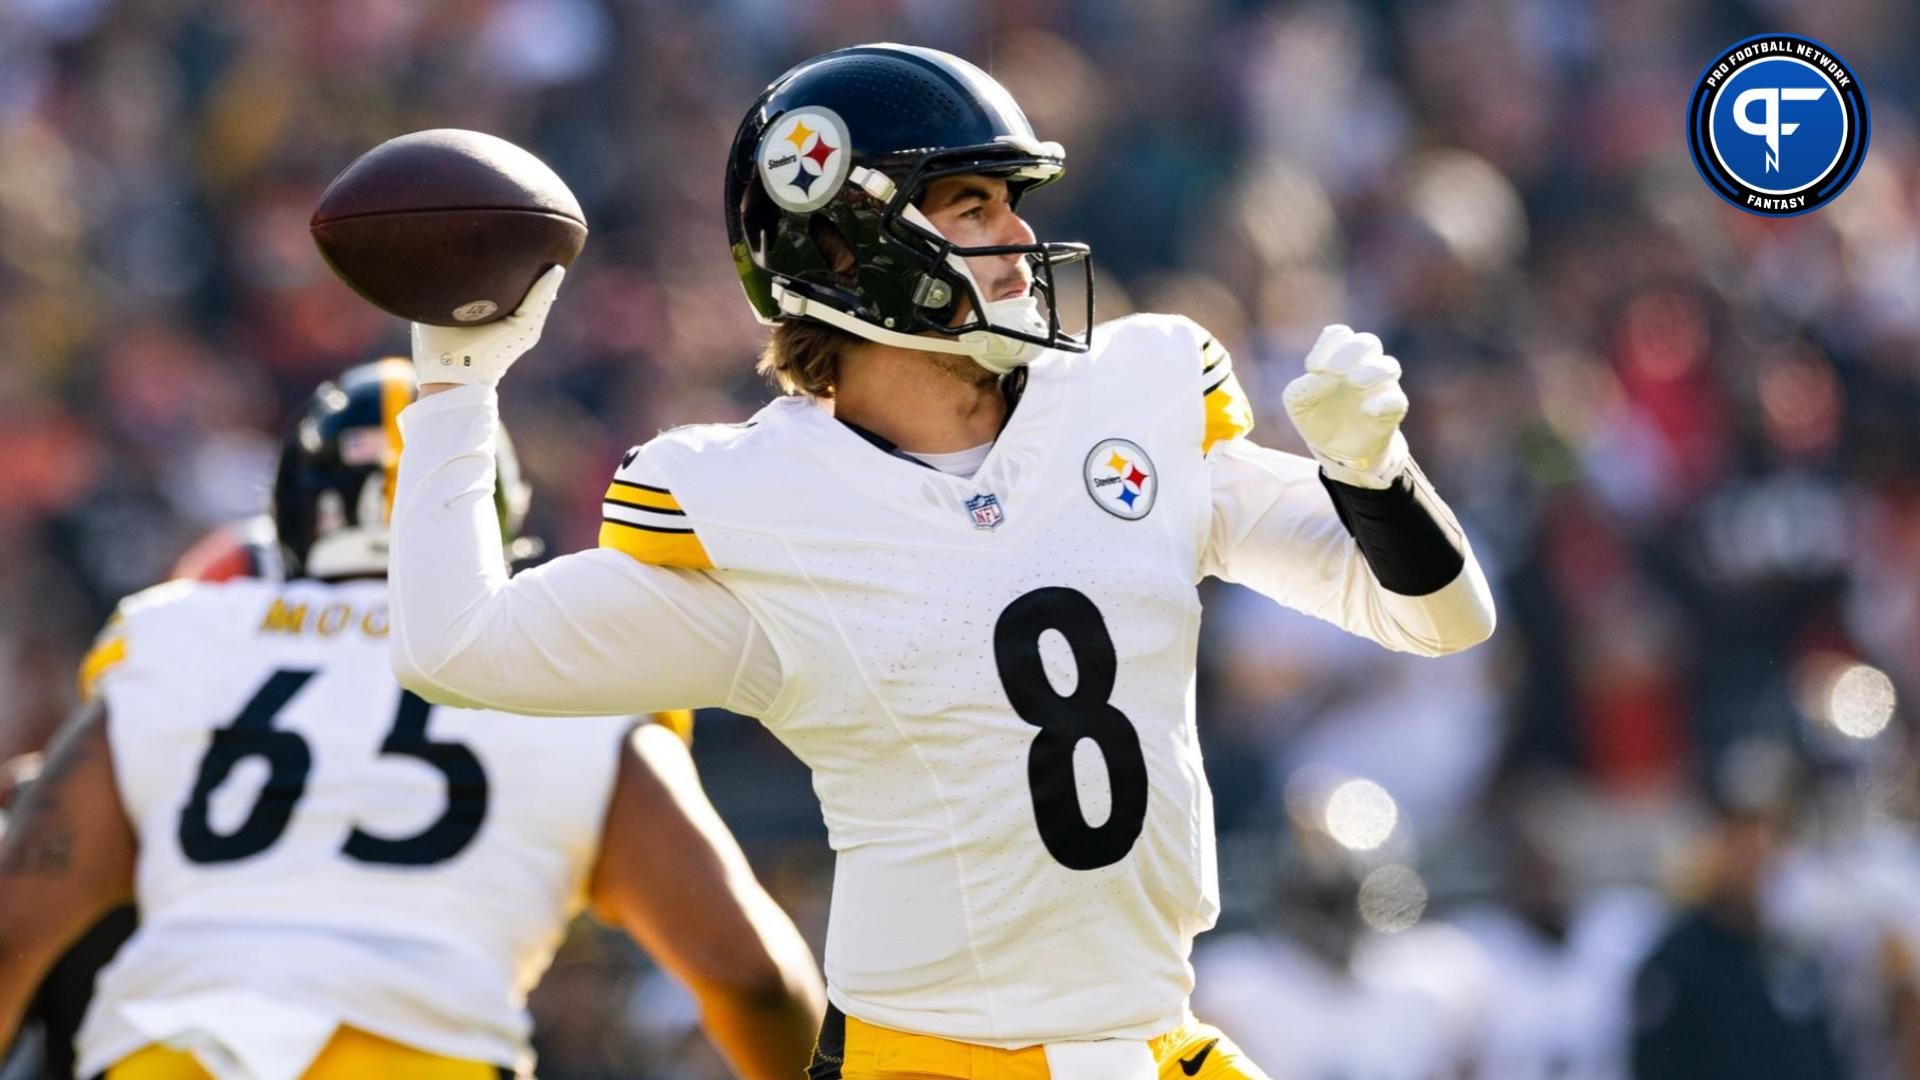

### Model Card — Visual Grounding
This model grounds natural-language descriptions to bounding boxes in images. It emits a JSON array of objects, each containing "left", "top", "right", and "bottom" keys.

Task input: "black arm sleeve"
[{"left": 1319, "top": 462, "right": 1466, "bottom": 596}]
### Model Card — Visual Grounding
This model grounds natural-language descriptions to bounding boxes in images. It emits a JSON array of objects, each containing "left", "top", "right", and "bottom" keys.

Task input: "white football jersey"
[
  {"left": 389, "top": 309, "right": 1494, "bottom": 1048},
  {"left": 73, "top": 577, "right": 632, "bottom": 1077},
  {"left": 597, "top": 314, "right": 1252, "bottom": 1044}
]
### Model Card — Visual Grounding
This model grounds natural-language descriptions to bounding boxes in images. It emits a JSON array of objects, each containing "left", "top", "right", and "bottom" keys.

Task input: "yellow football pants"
[
  {"left": 814, "top": 1008, "right": 1271, "bottom": 1080},
  {"left": 104, "top": 1024, "right": 509, "bottom": 1080}
]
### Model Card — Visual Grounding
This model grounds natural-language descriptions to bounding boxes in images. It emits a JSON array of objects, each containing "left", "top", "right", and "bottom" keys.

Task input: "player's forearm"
[
  {"left": 1209, "top": 440, "right": 1495, "bottom": 655},
  {"left": 0, "top": 926, "right": 64, "bottom": 1051},
  {"left": 0, "top": 967, "right": 37, "bottom": 1054},
  {"left": 1340, "top": 541, "right": 1496, "bottom": 656},
  {"left": 1317, "top": 459, "right": 1463, "bottom": 596},
  {"left": 387, "top": 383, "right": 523, "bottom": 705},
  {"left": 0, "top": 706, "right": 134, "bottom": 1046},
  {"left": 698, "top": 992, "right": 825, "bottom": 1080},
  {"left": 693, "top": 925, "right": 827, "bottom": 1080},
  {"left": 1239, "top": 527, "right": 1494, "bottom": 656},
  {"left": 1319, "top": 461, "right": 1497, "bottom": 654},
  {"left": 591, "top": 726, "right": 825, "bottom": 1077}
]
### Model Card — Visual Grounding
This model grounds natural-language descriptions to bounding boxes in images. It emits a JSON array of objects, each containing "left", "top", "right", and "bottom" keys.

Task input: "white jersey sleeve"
[
  {"left": 1187, "top": 322, "right": 1495, "bottom": 656},
  {"left": 387, "top": 384, "right": 781, "bottom": 716}
]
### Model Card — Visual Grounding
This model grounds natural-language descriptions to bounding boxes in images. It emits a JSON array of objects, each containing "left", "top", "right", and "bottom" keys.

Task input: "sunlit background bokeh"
[{"left": 3, "top": 0, "right": 1919, "bottom": 1077}]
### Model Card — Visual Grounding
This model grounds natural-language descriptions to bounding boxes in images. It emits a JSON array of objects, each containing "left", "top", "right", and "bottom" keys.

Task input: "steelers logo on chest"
[
  {"left": 756, "top": 107, "right": 852, "bottom": 214},
  {"left": 1084, "top": 438, "right": 1157, "bottom": 520}
]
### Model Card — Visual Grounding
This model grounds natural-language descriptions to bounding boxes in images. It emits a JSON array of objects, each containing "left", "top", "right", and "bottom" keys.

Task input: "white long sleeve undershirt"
[
  {"left": 388, "top": 384, "right": 781, "bottom": 717},
  {"left": 1201, "top": 438, "right": 1496, "bottom": 657}
]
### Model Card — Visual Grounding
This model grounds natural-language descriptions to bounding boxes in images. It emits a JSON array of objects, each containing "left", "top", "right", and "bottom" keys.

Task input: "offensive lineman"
[
  {"left": 0, "top": 519, "right": 279, "bottom": 1079},
  {"left": 0, "top": 362, "right": 824, "bottom": 1079},
  {"left": 387, "top": 45, "right": 1496, "bottom": 1080}
]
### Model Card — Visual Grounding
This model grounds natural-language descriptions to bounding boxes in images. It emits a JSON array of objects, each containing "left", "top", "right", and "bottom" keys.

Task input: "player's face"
[{"left": 919, "top": 174, "right": 1034, "bottom": 327}]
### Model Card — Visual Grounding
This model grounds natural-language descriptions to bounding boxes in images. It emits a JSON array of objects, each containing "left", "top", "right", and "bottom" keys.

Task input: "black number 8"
[{"left": 993, "top": 587, "right": 1148, "bottom": 870}]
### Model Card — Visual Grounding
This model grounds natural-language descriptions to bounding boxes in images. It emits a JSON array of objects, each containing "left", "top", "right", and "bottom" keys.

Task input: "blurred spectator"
[
  {"left": 0, "top": 0, "right": 1914, "bottom": 1073},
  {"left": 1195, "top": 830, "right": 1480, "bottom": 1079},
  {"left": 1449, "top": 775, "right": 1666, "bottom": 1079},
  {"left": 1630, "top": 739, "right": 1848, "bottom": 1079}
]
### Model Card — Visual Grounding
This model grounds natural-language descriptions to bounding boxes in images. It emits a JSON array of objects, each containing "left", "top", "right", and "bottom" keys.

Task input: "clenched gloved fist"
[
  {"left": 411, "top": 266, "right": 566, "bottom": 388},
  {"left": 1283, "top": 324, "right": 1411, "bottom": 489}
]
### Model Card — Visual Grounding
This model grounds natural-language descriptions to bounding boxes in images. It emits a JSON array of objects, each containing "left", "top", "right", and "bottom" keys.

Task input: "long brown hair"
[{"left": 757, "top": 319, "right": 859, "bottom": 399}]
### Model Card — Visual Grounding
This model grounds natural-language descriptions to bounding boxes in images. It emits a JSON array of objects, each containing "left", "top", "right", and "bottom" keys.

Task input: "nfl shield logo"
[{"left": 964, "top": 492, "right": 1005, "bottom": 530}]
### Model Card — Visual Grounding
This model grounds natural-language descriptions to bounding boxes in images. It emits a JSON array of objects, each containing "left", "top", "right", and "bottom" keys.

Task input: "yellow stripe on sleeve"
[
  {"left": 602, "top": 481, "right": 683, "bottom": 512},
  {"left": 1203, "top": 371, "right": 1256, "bottom": 453},
  {"left": 599, "top": 520, "right": 714, "bottom": 570},
  {"left": 649, "top": 709, "right": 696, "bottom": 745},
  {"left": 1201, "top": 335, "right": 1230, "bottom": 373},
  {"left": 77, "top": 635, "right": 128, "bottom": 702}
]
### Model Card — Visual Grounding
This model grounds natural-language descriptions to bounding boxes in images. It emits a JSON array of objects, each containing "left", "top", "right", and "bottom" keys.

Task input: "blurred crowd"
[{"left": 2, "top": 0, "right": 1918, "bottom": 1076}]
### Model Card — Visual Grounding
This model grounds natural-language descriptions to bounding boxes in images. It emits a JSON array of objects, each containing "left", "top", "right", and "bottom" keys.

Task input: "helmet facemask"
[
  {"left": 759, "top": 152, "right": 1092, "bottom": 374},
  {"left": 886, "top": 147, "right": 1093, "bottom": 372}
]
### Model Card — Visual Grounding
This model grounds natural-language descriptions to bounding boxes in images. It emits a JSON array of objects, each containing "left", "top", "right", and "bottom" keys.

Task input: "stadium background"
[{"left": 2, "top": 0, "right": 1917, "bottom": 1076}]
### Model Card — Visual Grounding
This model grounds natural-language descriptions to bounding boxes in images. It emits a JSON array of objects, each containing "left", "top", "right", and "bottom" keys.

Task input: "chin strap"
[{"left": 770, "top": 281, "right": 1044, "bottom": 373}]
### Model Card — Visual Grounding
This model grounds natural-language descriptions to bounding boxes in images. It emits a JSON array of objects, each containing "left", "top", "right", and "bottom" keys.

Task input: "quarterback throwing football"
[{"left": 389, "top": 45, "right": 1495, "bottom": 1080}]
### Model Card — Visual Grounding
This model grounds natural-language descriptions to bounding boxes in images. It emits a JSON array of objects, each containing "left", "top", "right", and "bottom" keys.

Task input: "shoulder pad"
[
  {"left": 1095, "top": 313, "right": 1254, "bottom": 452},
  {"left": 1194, "top": 324, "right": 1254, "bottom": 453},
  {"left": 77, "top": 580, "right": 206, "bottom": 701},
  {"left": 116, "top": 578, "right": 202, "bottom": 620},
  {"left": 598, "top": 435, "right": 722, "bottom": 571}
]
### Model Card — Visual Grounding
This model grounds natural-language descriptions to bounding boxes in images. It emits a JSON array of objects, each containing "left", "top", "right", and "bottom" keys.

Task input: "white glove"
[
  {"left": 411, "top": 265, "right": 566, "bottom": 387},
  {"left": 1283, "top": 323, "right": 1411, "bottom": 489}
]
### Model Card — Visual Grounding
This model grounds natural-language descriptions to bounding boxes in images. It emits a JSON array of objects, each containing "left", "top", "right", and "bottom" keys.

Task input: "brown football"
[{"left": 311, "top": 129, "right": 587, "bottom": 326}]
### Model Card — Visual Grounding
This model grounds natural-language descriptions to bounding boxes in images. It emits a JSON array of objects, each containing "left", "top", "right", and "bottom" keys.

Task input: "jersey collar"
[{"left": 831, "top": 367, "right": 1031, "bottom": 471}]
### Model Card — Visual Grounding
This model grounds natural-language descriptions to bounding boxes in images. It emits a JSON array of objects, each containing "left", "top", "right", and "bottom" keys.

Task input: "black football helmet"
[
  {"left": 272, "top": 359, "right": 534, "bottom": 579},
  {"left": 724, "top": 43, "right": 1092, "bottom": 374}
]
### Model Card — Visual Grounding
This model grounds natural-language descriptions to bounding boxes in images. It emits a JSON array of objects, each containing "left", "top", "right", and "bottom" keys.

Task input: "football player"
[
  {"left": 0, "top": 520, "right": 279, "bottom": 1080},
  {"left": 0, "top": 361, "right": 824, "bottom": 1080},
  {"left": 385, "top": 45, "right": 1497, "bottom": 1080}
]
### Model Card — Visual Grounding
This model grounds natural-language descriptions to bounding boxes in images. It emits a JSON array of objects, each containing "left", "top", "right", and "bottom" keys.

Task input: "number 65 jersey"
[
  {"left": 74, "top": 577, "right": 633, "bottom": 1077},
  {"left": 601, "top": 314, "right": 1373, "bottom": 1046}
]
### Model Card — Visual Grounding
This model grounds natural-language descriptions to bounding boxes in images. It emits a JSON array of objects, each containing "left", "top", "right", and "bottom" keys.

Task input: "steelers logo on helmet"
[
  {"left": 1084, "top": 439, "right": 1157, "bottom": 521},
  {"left": 756, "top": 107, "right": 853, "bottom": 214},
  {"left": 1686, "top": 34, "right": 1869, "bottom": 217}
]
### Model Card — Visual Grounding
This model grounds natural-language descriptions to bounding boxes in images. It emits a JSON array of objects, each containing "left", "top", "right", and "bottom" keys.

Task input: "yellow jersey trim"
[
  {"left": 599, "top": 519, "right": 713, "bottom": 570},
  {"left": 1197, "top": 333, "right": 1254, "bottom": 452},
  {"left": 839, "top": 1013, "right": 1262, "bottom": 1080},
  {"left": 1201, "top": 334, "right": 1230, "bottom": 374},
  {"left": 843, "top": 1016, "right": 1050, "bottom": 1080},
  {"left": 650, "top": 709, "right": 696, "bottom": 744},
  {"left": 77, "top": 635, "right": 128, "bottom": 702},
  {"left": 106, "top": 1024, "right": 505, "bottom": 1080},
  {"left": 1204, "top": 374, "right": 1255, "bottom": 452},
  {"left": 603, "top": 481, "right": 682, "bottom": 513}
]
